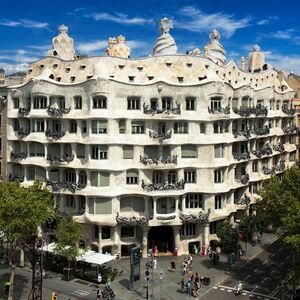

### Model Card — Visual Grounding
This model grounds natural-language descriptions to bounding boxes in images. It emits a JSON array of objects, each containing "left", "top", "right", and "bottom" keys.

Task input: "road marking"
[
  {"left": 263, "top": 259, "right": 269, "bottom": 265},
  {"left": 244, "top": 275, "right": 250, "bottom": 281},
  {"left": 279, "top": 262, "right": 284, "bottom": 267},
  {"left": 262, "top": 277, "right": 270, "bottom": 283},
  {"left": 227, "top": 289, "right": 232, "bottom": 293},
  {"left": 251, "top": 285, "right": 258, "bottom": 292},
  {"left": 213, "top": 286, "right": 218, "bottom": 289},
  {"left": 72, "top": 290, "right": 90, "bottom": 296}
]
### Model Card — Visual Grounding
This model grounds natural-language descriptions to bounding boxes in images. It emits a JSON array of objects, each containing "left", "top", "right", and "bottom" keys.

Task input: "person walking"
[
  {"left": 153, "top": 258, "right": 157, "bottom": 270},
  {"left": 96, "top": 287, "right": 102, "bottom": 300},
  {"left": 5, "top": 280, "right": 10, "bottom": 295},
  {"left": 97, "top": 273, "right": 102, "bottom": 284}
]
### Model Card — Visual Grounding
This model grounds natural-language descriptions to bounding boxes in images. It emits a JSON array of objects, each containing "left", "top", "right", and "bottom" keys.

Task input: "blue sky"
[{"left": 0, "top": 0, "right": 300, "bottom": 74}]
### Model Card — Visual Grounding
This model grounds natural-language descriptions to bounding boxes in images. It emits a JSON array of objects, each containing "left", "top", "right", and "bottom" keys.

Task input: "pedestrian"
[
  {"left": 181, "top": 277, "right": 185, "bottom": 292},
  {"left": 97, "top": 273, "right": 102, "bottom": 284},
  {"left": 153, "top": 258, "right": 157, "bottom": 270},
  {"left": 97, "top": 287, "right": 102, "bottom": 300},
  {"left": 187, "top": 278, "right": 192, "bottom": 295},
  {"left": 171, "top": 260, "right": 176, "bottom": 270},
  {"left": 5, "top": 280, "right": 10, "bottom": 295}
]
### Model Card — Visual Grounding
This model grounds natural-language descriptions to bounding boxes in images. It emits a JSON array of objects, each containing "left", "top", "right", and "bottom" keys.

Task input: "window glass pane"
[
  {"left": 181, "top": 145, "right": 197, "bottom": 158},
  {"left": 120, "top": 197, "right": 131, "bottom": 211},
  {"left": 77, "top": 144, "right": 85, "bottom": 158},
  {"left": 123, "top": 145, "right": 133, "bottom": 159},
  {"left": 95, "top": 198, "right": 111, "bottom": 214},
  {"left": 144, "top": 146, "right": 159, "bottom": 158}
]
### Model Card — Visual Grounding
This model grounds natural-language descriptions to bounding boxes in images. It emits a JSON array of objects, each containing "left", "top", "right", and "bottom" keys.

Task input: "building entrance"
[{"left": 148, "top": 226, "right": 174, "bottom": 253}]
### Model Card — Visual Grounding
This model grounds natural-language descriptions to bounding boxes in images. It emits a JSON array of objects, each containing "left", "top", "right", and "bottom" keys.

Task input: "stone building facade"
[{"left": 5, "top": 22, "right": 296, "bottom": 257}]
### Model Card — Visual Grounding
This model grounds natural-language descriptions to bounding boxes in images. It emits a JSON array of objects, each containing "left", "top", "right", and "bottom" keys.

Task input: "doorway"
[{"left": 148, "top": 226, "right": 174, "bottom": 253}]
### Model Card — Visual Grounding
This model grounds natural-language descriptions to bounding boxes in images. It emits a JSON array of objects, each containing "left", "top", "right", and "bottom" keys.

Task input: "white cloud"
[
  {"left": 271, "top": 29, "right": 294, "bottom": 40},
  {"left": 87, "top": 12, "right": 154, "bottom": 25},
  {"left": 176, "top": 6, "right": 251, "bottom": 38},
  {"left": 0, "top": 18, "right": 48, "bottom": 29},
  {"left": 26, "top": 45, "right": 50, "bottom": 51},
  {"left": 257, "top": 15, "right": 279, "bottom": 25}
]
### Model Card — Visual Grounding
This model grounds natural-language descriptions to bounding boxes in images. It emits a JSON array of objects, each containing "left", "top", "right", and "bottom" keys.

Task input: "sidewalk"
[{"left": 0, "top": 231, "right": 277, "bottom": 300}]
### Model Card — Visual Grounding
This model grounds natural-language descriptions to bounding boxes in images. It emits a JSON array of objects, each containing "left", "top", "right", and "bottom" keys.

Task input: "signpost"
[{"left": 130, "top": 246, "right": 141, "bottom": 291}]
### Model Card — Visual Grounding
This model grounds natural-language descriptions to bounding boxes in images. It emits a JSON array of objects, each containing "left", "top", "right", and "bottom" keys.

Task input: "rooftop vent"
[
  {"left": 86, "top": 75, "right": 93, "bottom": 79},
  {"left": 178, "top": 76, "right": 184, "bottom": 83},
  {"left": 186, "top": 63, "right": 193, "bottom": 68},
  {"left": 166, "top": 62, "right": 172, "bottom": 68},
  {"left": 137, "top": 66, "right": 143, "bottom": 71},
  {"left": 80, "top": 65, "right": 86, "bottom": 70},
  {"left": 119, "top": 64, "right": 125, "bottom": 70},
  {"left": 129, "top": 76, "right": 135, "bottom": 82},
  {"left": 53, "top": 64, "right": 58, "bottom": 69},
  {"left": 148, "top": 76, "right": 154, "bottom": 81}
]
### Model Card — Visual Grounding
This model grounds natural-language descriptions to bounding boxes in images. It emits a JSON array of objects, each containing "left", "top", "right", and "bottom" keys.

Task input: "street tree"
[
  {"left": 216, "top": 221, "right": 238, "bottom": 257},
  {"left": 0, "top": 181, "right": 54, "bottom": 298},
  {"left": 257, "top": 165, "right": 300, "bottom": 282},
  {"left": 54, "top": 215, "right": 82, "bottom": 280}
]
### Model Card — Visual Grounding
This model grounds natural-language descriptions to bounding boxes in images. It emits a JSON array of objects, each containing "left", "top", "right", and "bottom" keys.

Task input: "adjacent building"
[{"left": 5, "top": 20, "right": 296, "bottom": 257}]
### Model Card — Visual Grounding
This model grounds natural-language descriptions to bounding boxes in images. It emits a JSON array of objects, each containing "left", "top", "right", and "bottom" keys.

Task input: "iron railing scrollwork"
[
  {"left": 179, "top": 208, "right": 211, "bottom": 223},
  {"left": 9, "top": 174, "right": 24, "bottom": 182},
  {"left": 45, "top": 180, "right": 86, "bottom": 193},
  {"left": 233, "top": 105, "right": 268, "bottom": 117},
  {"left": 233, "top": 152, "right": 250, "bottom": 161},
  {"left": 149, "top": 129, "right": 172, "bottom": 143},
  {"left": 282, "top": 106, "right": 296, "bottom": 116},
  {"left": 116, "top": 212, "right": 149, "bottom": 225},
  {"left": 47, "top": 155, "right": 74, "bottom": 164},
  {"left": 234, "top": 195, "right": 251, "bottom": 205},
  {"left": 233, "top": 129, "right": 251, "bottom": 139},
  {"left": 235, "top": 173, "right": 250, "bottom": 185},
  {"left": 10, "top": 151, "right": 27, "bottom": 160},
  {"left": 143, "top": 102, "right": 181, "bottom": 115},
  {"left": 18, "top": 107, "right": 31, "bottom": 115},
  {"left": 47, "top": 106, "right": 71, "bottom": 117},
  {"left": 141, "top": 179, "right": 185, "bottom": 191},
  {"left": 274, "top": 161, "right": 285, "bottom": 172},
  {"left": 45, "top": 130, "right": 65, "bottom": 140},
  {"left": 273, "top": 143, "right": 285, "bottom": 153},
  {"left": 251, "top": 143, "right": 273, "bottom": 158},
  {"left": 208, "top": 106, "right": 230, "bottom": 114},
  {"left": 140, "top": 155, "right": 177, "bottom": 166},
  {"left": 282, "top": 125, "right": 298, "bottom": 134},
  {"left": 18, "top": 127, "right": 30, "bottom": 137}
]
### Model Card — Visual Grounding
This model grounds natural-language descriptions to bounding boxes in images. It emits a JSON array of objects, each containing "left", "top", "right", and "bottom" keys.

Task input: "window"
[
  {"left": 257, "top": 99, "right": 264, "bottom": 107},
  {"left": 102, "top": 226, "right": 111, "bottom": 239},
  {"left": 82, "top": 121, "right": 87, "bottom": 133},
  {"left": 210, "top": 96, "right": 222, "bottom": 110},
  {"left": 214, "top": 169, "right": 225, "bottom": 183},
  {"left": 28, "top": 166, "right": 46, "bottom": 181},
  {"left": 232, "top": 98, "right": 238, "bottom": 109},
  {"left": 162, "top": 97, "right": 172, "bottom": 110},
  {"left": 13, "top": 119, "right": 20, "bottom": 131},
  {"left": 127, "top": 97, "right": 140, "bottom": 110},
  {"left": 289, "top": 152, "right": 296, "bottom": 162},
  {"left": 252, "top": 161, "right": 258, "bottom": 172},
  {"left": 92, "top": 120, "right": 107, "bottom": 134},
  {"left": 126, "top": 169, "right": 138, "bottom": 184},
  {"left": 184, "top": 169, "right": 196, "bottom": 183},
  {"left": 70, "top": 120, "right": 77, "bottom": 133},
  {"left": 30, "top": 142, "right": 44, "bottom": 157},
  {"left": 181, "top": 145, "right": 197, "bottom": 158},
  {"left": 250, "top": 182, "right": 261, "bottom": 194},
  {"left": 120, "top": 196, "right": 145, "bottom": 212},
  {"left": 268, "top": 119, "right": 273, "bottom": 129},
  {"left": 168, "top": 171, "right": 177, "bottom": 184},
  {"left": 174, "top": 122, "right": 188, "bottom": 134},
  {"left": 152, "top": 171, "right": 164, "bottom": 184},
  {"left": 215, "top": 195, "right": 223, "bottom": 209},
  {"left": 74, "top": 96, "right": 82, "bottom": 109},
  {"left": 131, "top": 121, "right": 144, "bottom": 134},
  {"left": 93, "top": 96, "right": 107, "bottom": 109},
  {"left": 89, "top": 198, "right": 112, "bottom": 214},
  {"left": 94, "top": 226, "right": 99, "bottom": 239},
  {"left": 65, "top": 169, "right": 76, "bottom": 183},
  {"left": 262, "top": 159, "right": 269, "bottom": 169},
  {"left": 186, "top": 97, "right": 195, "bottom": 111},
  {"left": 282, "top": 100, "right": 289, "bottom": 110},
  {"left": 144, "top": 146, "right": 159, "bottom": 159},
  {"left": 79, "top": 171, "right": 87, "bottom": 186},
  {"left": 200, "top": 123, "right": 206, "bottom": 134},
  {"left": 180, "top": 224, "right": 195, "bottom": 237},
  {"left": 213, "top": 121, "right": 224, "bottom": 134},
  {"left": 91, "top": 145, "right": 108, "bottom": 160},
  {"left": 13, "top": 97, "right": 19, "bottom": 109},
  {"left": 31, "top": 119, "right": 44, "bottom": 132},
  {"left": 77, "top": 144, "right": 85, "bottom": 159},
  {"left": 91, "top": 171, "right": 110, "bottom": 187},
  {"left": 241, "top": 96, "right": 251, "bottom": 108},
  {"left": 150, "top": 98, "right": 158, "bottom": 110},
  {"left": 276, "top": 100, "right": 281, "bottom": 110},
  {"left": 210, "top": 221, "right": 218, "bottom": 234},
  {"left": 33, "top": 96, "right": 47, "bottom": 109},
  {"left": 185, "top": 193, "right": 202, "bottom": 209},
  {"left": 123, "top": 145, "right": 133, "bottom": 159},
  {"left": 119, "top": 119, "right": 126, "bottom": 134},
  {"left": 121, "top": 226, "right": 135, "bottom": 238},
  {"left": 214, "top": 144, "right": 224, "bottom": 158},
  {"left": 65, "top": 195, "right": 75, "bottom": 208}
]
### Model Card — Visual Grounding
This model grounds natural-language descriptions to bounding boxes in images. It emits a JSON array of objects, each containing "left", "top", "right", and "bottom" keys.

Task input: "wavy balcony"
[
  {"left": 282, "top": 106, "right": 296, "bottom": 116},
  {"left": 233, "top": 105, "right": 268, "bottom": 117},
  {"left": 18, "top": 107, "right": 30, "bottom": 116},
  {"left": 208, "top": 106, "right": 230, "bottom": 114},
  {"left": 141, "top": 179, "right": 185, "bottom": 192},
  {"left": 116, "top": 213, "right": 149, "bottom": 225},
  {"left": 273, "top": 143, "right": 285, "bottom": 153},
  {"left": 10, "top": 151, "right": 27, "bottom": 160},
  {"left": 233, "top": 129, "right": 251, "bottom": 139},
  {"left": 45, "top": 180, "right": 86, "bottom": 193},
  {"left": 45, "top": 130, "right": 65, "bottom": 140},
  {"left": 262, "top": 167, "right": 273, "bottom": 175},
  {"left": 9, "top": 174, "right": 24, "bottom": 182},
  {"left": 235, "top": 173, "right": 250, "bottom": 185},
  {"left": 143, "top": 103, "right": 180, "bottom": 115},
  {"left": 149, "top": 129, "right": 172, "bottom": 143},
  {"left": 234, "top": 195, "right": 251, "bottom": 205},
  {"left": 140, "top": 155, "right": 177, "bottom": 166},
  {"left": 251, "top": 144, "right": 273, "bottom": 158},
  {"left": 179, "top": 208, "right": 210, "bottom": 223},
  {"left": 18, "top": 128, "right": 30, "bottom": 137},
  {"left": 274, "top": 161, "right": 285, "bottom": 172},
  {"left": 252, "top": 126, "right": 270, "bottom": 136},
  {"left": 47, "top": 106, "right": 71, "bottom": 117},
  {"left": 282, "top": 125, "right": 297, "bottom": 134}
]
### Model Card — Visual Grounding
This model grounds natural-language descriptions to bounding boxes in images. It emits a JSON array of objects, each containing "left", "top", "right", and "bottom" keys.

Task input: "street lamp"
[{"left": 236, "top": 219, "right": 240, "bottom": 263}]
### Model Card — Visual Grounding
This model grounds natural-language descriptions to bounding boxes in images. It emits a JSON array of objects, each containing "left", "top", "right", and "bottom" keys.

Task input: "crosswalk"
[
  {"left": 72, "top": 289, "right": 91, "bottom": 296},
  {"left": 213, "top": 285, "right": 279, "bottom": 300}
]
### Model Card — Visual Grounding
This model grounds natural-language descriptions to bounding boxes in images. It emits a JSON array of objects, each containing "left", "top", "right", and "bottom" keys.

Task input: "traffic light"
[{"left": 51, "top": 292, "right": 57, "bottom": 300}]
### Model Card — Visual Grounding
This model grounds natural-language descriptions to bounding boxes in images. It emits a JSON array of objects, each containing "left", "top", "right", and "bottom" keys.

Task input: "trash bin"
[
  {"left": 173, "top": 248, "right": 178, "bottom": 256},
  {"left": 200, "top": 246, "right": 206, "bottom": 256}
]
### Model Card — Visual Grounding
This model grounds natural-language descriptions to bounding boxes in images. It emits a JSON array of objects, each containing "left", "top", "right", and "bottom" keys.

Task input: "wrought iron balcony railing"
[
  {"left": 10, "top": 151, "right": 27, "bottom": 160},
  {"left": 45, "top": 130, "right": 65, "bottom": 140},
  {"left": 274, "top": 161, "right": 285, "bottom": 172},
  {"left": 143, "top": 102, "right": 181, "bottom": 115},
  {"left": 235, "top": 173, "right": 250, "bottom": 185},
  {"left": 116, "top": 212, "right": 149, "bottom": 225},
  {"left": 47, "top": 106, "right": 71, "bottom": 117},
  {"left": 234, "top": 195, "right": 251, "bottom": 205},
  {"left": 140, "top": 155, "right": 177, "bottom": 166},
  {"left": 18, "top": 107, "right": 30, "bottom": 115},
  {"left": 179, "top": 208, "right": 211, "bottom": 223},
  {"left": 252, "top": 126, "right": 270, "bottom": 136},
  {"left": 47, "top": 154, "right": 74, "bottom": 164},
  {"left": 208, "top": 106, "right": 230, "bottom": 114},
  {"left": 149, "top": 129, "right": 172, "bottom": 143},
  {"left": 282, "top": 106, "right": 296, "bottom": 115},
  {"left": 141, "top": 179, "right": 185, "bottom": 192},
  {"left": 233, "top": 129, "right": 251, "bottom": 139},
  {"left": 73, "top": 208, "right": 85, "bottom": 216},
  {"left": 9, "top": 174, "right": 24, "bottom": 182},
  {"left": 18, "top": 127, "right": 30, "bottom": 137},
  {"left": 273, "top": 143, "right": 285, "bottom": 153},
  {"left": 282, "top": 125, "right": 298, "bottom": 134},
  {"left": 233, "top": 105, "right": 268, "bottom": 117},
  {"left": 156, "top": 214, "right": 176, "bottom": 221},
  {"left": 232, "top": 152, "right": 250, "bottom": 161},
  {"left": 262, "top": 167, "right": 274, "bottom": 175},
  {"left": 45, "top": 180, "right": 86, "bottom": 193},
  {"left": 251, "top": 144, "right": 273, "bottom": 158}
]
